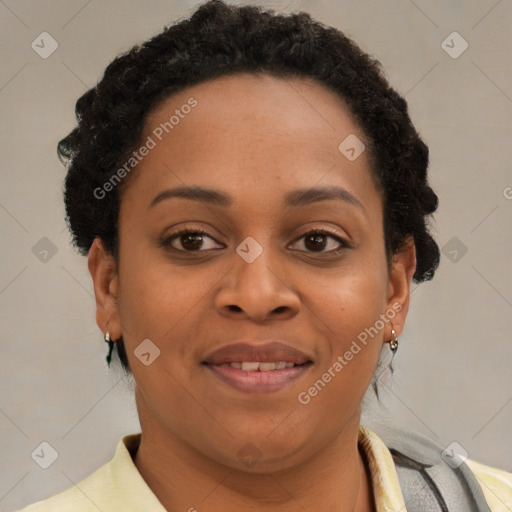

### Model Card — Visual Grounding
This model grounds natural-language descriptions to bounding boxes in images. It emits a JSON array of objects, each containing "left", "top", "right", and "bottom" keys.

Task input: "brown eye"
[
  {"left": 163, "top": 229, "right": 223, "bottom": 252},
  {"left": 290, "top": 229, "right": 349, "bottom": 254},
  {"left": 304, "top": 232, "right": 329, "bottom": 251},
  {"left": 179, "top": 232, "right": 206, "bottom": 251}
]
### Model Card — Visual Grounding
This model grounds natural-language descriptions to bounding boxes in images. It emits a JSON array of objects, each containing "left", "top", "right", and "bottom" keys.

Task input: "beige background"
[{"left": 1, "top": 0, "right": 511, "bottom": 509}]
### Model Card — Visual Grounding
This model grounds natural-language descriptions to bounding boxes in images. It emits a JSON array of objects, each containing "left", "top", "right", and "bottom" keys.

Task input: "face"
[{"left": 90, "top": 72, "right": 415, "bottom": 472}]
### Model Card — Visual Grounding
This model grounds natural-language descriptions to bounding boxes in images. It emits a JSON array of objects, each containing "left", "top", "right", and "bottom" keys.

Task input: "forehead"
[
  {"left": 121, "top": 72, "right": 379, "bottom": 215},
  {"left": 143, "top": 71, "right": 363, "bottom": 150}
]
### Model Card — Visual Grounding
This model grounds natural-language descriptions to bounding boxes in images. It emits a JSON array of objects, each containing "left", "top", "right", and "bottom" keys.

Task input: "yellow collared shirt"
[{"left": 18, "top": 426, "right": 512, "bottom": 511}]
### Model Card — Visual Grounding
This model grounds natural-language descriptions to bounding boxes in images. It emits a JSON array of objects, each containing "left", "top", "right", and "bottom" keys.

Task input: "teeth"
[
  {"left": 241, "top": 362, "right": 260, "bottom": 371},
  {"left": 230, "top": 361, "right": 297, "bottom": 371},
  {"left": 258, "top": 362, "right": 277, "bottom": 371}
]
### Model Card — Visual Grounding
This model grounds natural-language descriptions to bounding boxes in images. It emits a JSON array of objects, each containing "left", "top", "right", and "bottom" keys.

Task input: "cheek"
[
  {"left": 116, "top": 236, "right": 195, "bottom": 335},
  {"left": 308, "top": 259, "right": 388, "bottom": 338},
  {"left": 117, "top": 249, "right": 230, "bottom": 381},
  {"left": 295, "top": 282, "right": 385, "bottom": 425},
  {"left": 299, "top": 261, "right": 388, "bottom": 400}
]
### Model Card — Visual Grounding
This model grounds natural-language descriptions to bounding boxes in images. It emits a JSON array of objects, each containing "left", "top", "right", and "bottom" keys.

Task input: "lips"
[
  {"left": 202, "top": 341, "right": 314, "bottom": 393},
  {"left": 202, "top": 341, "right": 313, "bottom": 367}
]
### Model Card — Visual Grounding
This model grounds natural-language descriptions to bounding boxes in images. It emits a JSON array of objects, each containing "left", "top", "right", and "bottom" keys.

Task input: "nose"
[{"left": 214, "top": 245, "right": 300, "bottom": 323}]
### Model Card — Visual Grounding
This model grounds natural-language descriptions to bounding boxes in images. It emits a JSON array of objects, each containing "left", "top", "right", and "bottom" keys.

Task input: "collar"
[
  {"left": 107, "top": 433, "right": 167, "bottom": 510},
  {"left": 358, "top": 425, "right": 408, "bottom": 511}
]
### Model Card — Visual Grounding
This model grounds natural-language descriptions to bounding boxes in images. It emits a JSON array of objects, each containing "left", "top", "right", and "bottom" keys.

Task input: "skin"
[{"left": 88, "top": 72, "right": 416, "bottom": 511}]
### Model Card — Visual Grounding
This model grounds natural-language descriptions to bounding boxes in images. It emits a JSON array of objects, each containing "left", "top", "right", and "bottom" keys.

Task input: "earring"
[
  {"left": 389, "top": 327, "right": 399, "bottom": 353},
  {"left": 104, "top": 331, "right": 115, "bottom": 366},
  {"left": 388, "top": 326, "right": 399, "bottom": 375}
]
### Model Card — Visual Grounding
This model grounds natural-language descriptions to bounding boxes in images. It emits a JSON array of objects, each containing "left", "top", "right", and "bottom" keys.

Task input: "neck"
[{"left": 133, "top": 408, "right": 374, "bottom": 511}]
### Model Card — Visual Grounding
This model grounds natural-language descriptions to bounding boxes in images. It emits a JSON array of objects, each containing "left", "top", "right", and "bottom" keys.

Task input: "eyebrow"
[
  {"left": 148, "top": 184, "right": 365, "bottom": 212},
  {"left": 284, "top": 186, "right": 365, "bottom": 212},
  {"left": 149, "top": 185, "right": 231, "bottom": 209}
]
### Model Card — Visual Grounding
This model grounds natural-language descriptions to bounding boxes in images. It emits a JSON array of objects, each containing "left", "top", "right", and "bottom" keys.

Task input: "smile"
[
  {"left": 218, "top": 361, "right": 298, "bottom": 371},
  {"left": 203, "top": 361, "right": 313, "bottom": 393}
]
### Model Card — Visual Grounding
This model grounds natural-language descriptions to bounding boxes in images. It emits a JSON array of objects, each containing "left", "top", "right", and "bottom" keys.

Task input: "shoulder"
[
  {"left": 15, "top": 456, "right": 115, "bottom": 512},
  {"left": 15, "top": 434, "right": 166, "bottom": 512},
  {"left": 362, "top": 424, "right": 512, "bottom": 512},
  {"left": 465, "top": 458, "right": 512, "bottom": 510}
]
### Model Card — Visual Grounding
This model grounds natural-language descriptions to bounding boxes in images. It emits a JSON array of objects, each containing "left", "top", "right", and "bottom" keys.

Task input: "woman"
[{"left": 18, "top": 0, "right": 512, "bottom": 510}]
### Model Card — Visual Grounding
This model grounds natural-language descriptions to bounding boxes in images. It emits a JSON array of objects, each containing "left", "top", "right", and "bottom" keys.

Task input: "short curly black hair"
[{"left": 58, "top": 0, "right": 440, "bottom": 371}]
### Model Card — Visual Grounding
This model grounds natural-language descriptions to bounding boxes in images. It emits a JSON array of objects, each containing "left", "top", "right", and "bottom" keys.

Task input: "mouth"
[
  {"left": 202, "top": 341, "right": 314, "bottom": 393},
  {"left": 212, "top": 361, "right": 306, "bottom": 371}
]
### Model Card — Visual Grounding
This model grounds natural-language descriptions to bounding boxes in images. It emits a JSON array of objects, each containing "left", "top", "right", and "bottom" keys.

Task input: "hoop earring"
[
  {"left": 104, "top": 331, "right": 115, "bottom": 366},
  {"left": 388, "top": 326, "right": 399, "bottom": 375}
]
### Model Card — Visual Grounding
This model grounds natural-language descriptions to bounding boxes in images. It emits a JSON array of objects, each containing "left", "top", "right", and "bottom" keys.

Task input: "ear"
[
  {"left": 385, "top": 236, "right": 416, "bottom": 340},
  {"left": 88, "top": 237, "right": 122, "bottom": 340}
]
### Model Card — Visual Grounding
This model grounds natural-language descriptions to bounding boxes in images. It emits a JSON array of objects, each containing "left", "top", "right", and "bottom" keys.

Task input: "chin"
[{"left": 205, "top": 427, "right": 315, "bottom": 473}]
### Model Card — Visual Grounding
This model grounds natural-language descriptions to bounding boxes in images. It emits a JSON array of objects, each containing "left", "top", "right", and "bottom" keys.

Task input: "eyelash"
[{"left": 160, "top": 227, "right": 350, "bottom": 255}]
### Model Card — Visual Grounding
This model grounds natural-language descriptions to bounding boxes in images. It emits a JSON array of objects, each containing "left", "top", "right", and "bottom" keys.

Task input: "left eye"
[{"left": 290, "top": 230, "right": 349, "bottom": 253}]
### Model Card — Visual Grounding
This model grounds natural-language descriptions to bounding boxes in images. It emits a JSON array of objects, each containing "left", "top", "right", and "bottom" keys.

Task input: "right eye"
[{"left": 161, "top": 229, "right": 225, "bottom": 252}]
